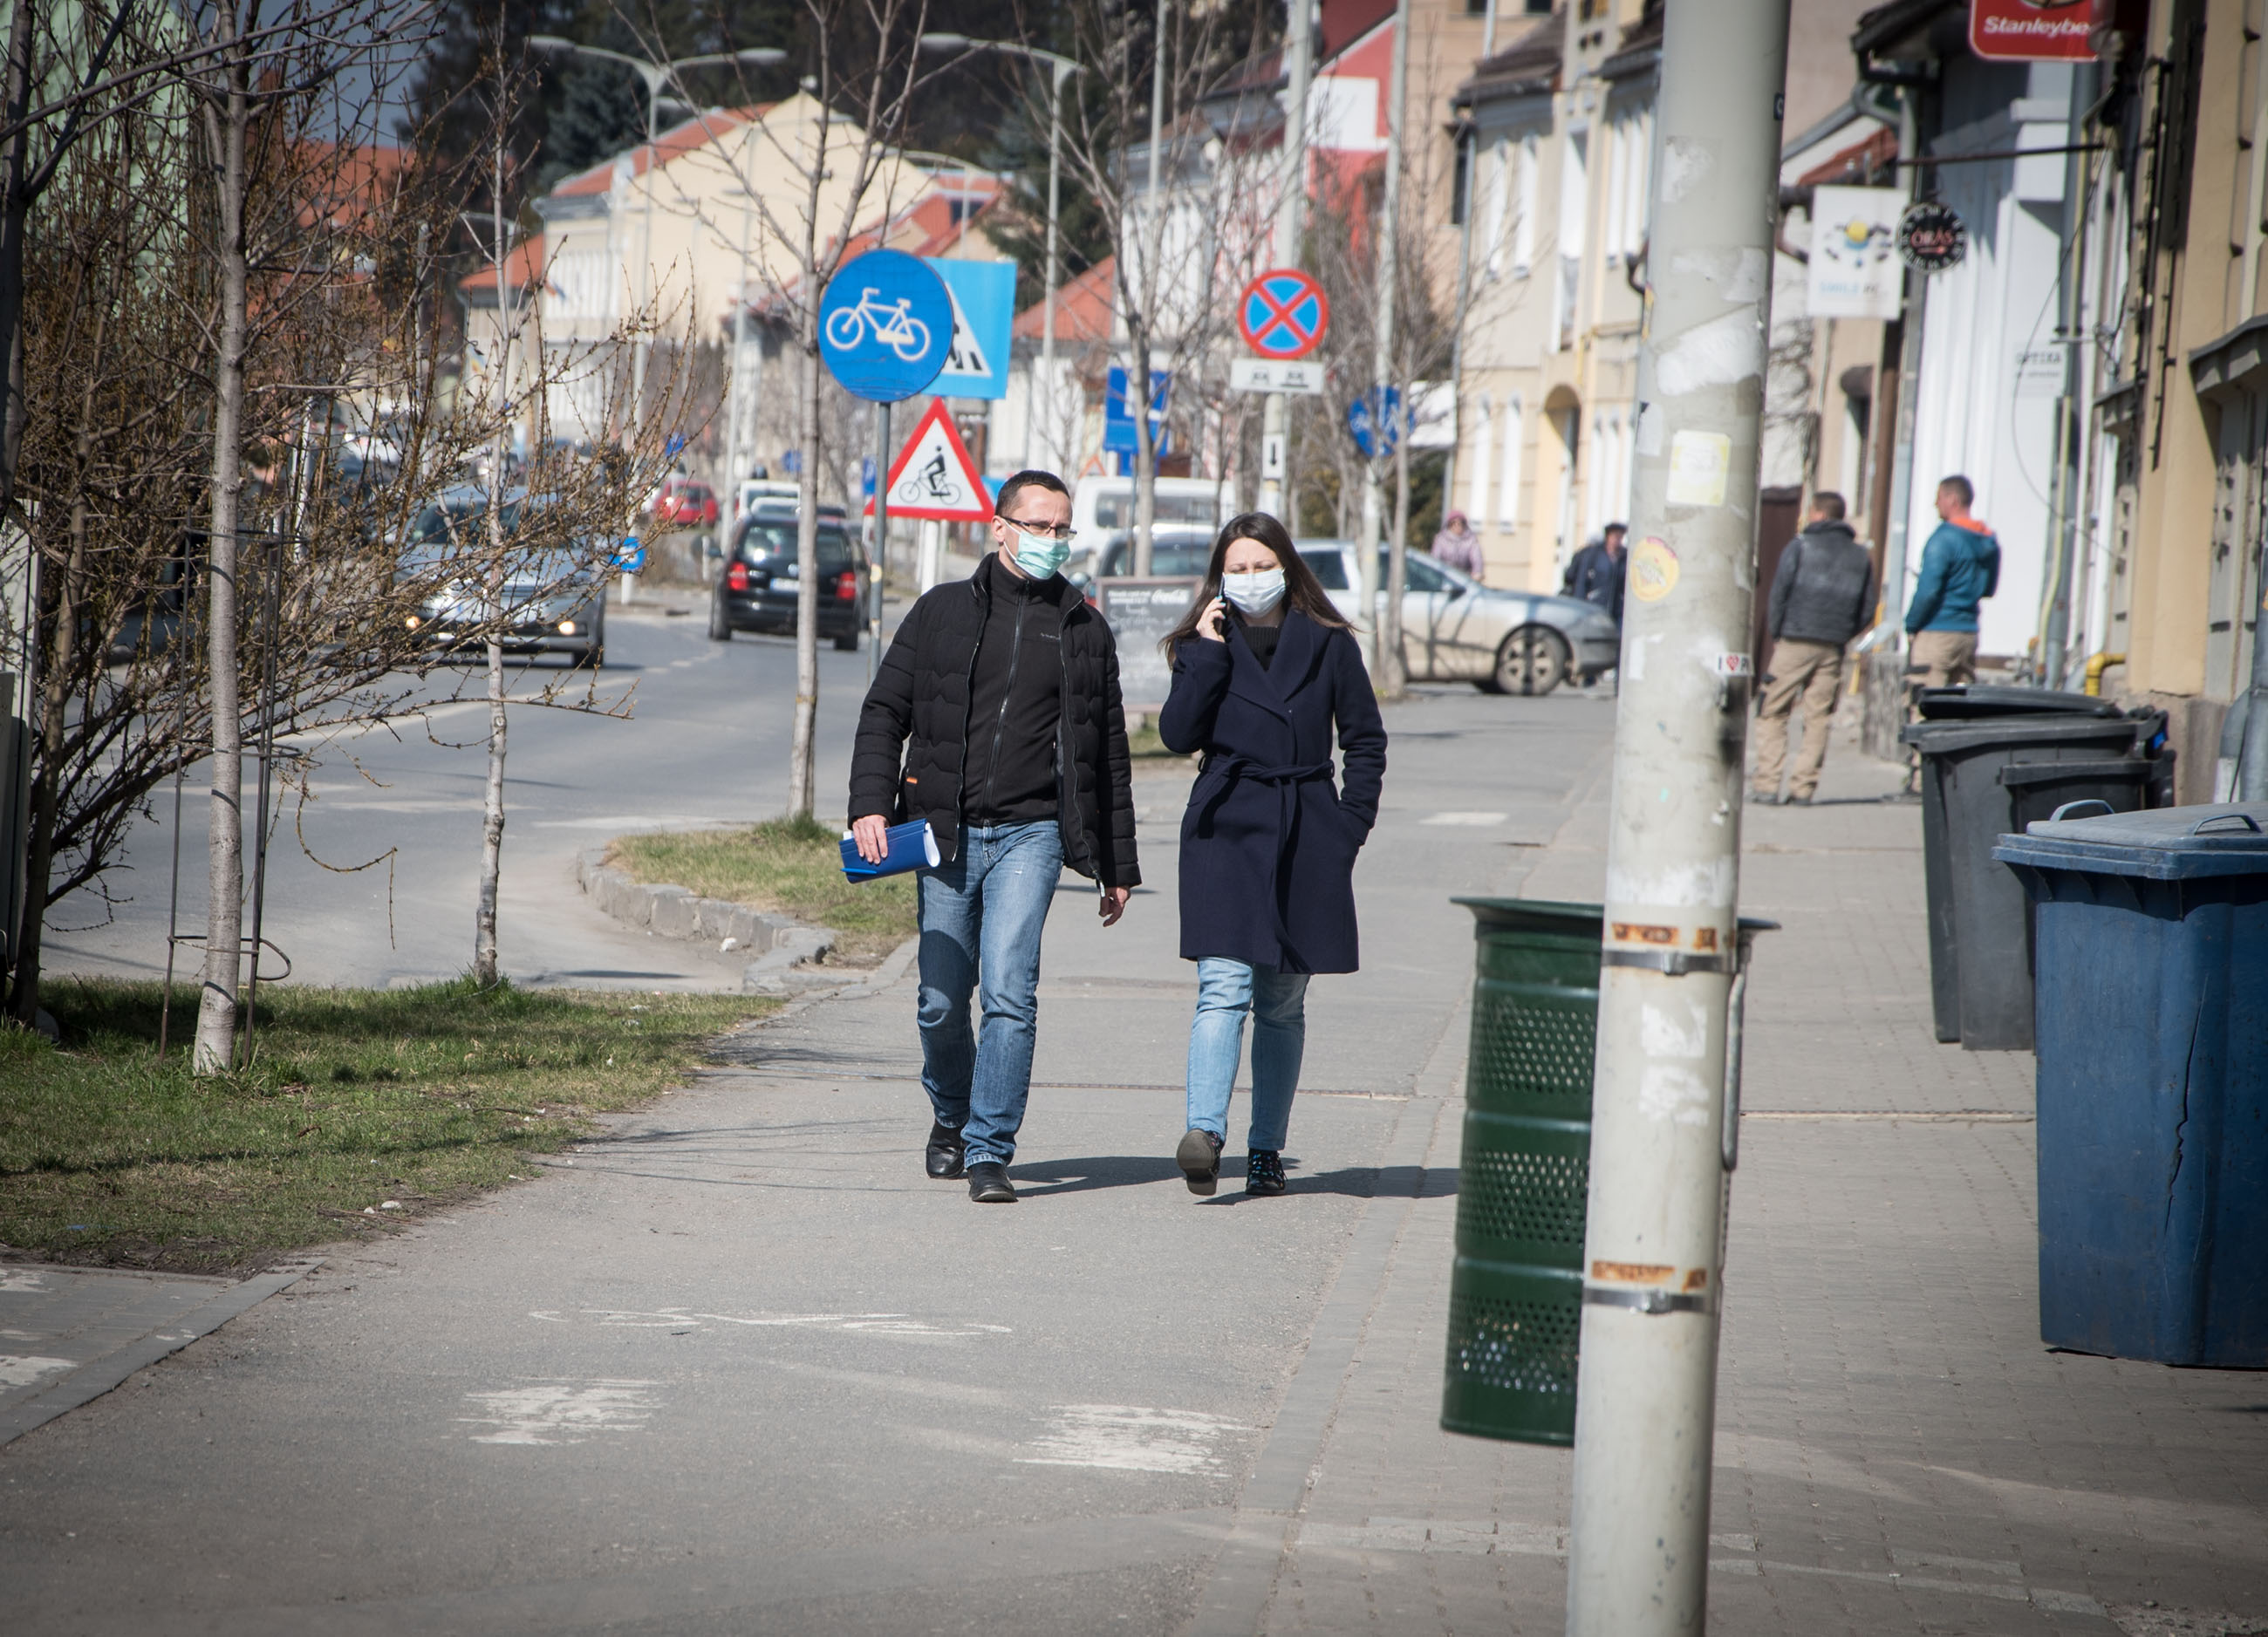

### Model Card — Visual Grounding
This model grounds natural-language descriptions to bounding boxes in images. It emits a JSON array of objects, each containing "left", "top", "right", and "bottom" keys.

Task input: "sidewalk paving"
[
  {"left": 1240, "top": 713, "right": 2268, "bottom": 1637},
  {"left": 3, "top": 697, "right": 2265, "bottom": 1635}
]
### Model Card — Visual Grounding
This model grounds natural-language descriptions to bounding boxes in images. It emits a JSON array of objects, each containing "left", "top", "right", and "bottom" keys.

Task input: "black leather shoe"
[
  {"left": 1177, "top": 1127, "right": 1224, "bottom": 1196},
  {"left": 1247, "top": 1148, "right": 1287, "bottom": 1196},
  {"left": 926, "top": 1122, "right": 966, "bottom": 1180},
  {"left": 966, "top": 1161, "right": 1017, "bottom": 1204}
]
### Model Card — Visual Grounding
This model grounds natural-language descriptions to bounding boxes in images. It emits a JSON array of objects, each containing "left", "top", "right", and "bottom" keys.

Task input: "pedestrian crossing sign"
[{"left": 867, "top": 399, "right": 993, "bottom": 522}]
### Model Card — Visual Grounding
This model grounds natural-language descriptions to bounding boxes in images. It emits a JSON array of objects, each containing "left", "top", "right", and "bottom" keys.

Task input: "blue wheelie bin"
[{"left": 1994, "top": 802, "right": 2268, "bottom": 1367}]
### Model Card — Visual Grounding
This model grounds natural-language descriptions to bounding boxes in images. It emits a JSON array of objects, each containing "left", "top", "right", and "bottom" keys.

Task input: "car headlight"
[{"left": 557, "top": 619, "right": 577, "bottom": 635}]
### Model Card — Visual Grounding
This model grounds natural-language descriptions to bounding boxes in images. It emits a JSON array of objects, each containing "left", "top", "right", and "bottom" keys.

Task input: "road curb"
[
  {"left": 575, "top": 847, "right": 837, "bottom": 965},
  {"left": 0, "top": 1259, "right": 323, "bottom": 1446}
]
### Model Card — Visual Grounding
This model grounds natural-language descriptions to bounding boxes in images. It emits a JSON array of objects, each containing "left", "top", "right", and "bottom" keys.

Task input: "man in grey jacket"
[{"left": 1752, "top": 492, "right": 1877, "bottom": 806}]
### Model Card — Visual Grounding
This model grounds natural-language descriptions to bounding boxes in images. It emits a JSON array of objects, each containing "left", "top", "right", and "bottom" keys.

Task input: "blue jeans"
[
  {"left": 1185, "top": 958, "right": 1309, "bottom": 1151},
  {"left": 916, "top": 820, "right": 1063, "bottom": 1167}
]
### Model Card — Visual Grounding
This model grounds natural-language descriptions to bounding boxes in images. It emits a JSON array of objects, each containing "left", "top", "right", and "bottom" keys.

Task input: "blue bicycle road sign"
[
  {"left": 1347, "top": 386, "right": 1404, "bottom": 459},
  {"left": 819, "top": 249, "right": 952, "bottom": 403}
]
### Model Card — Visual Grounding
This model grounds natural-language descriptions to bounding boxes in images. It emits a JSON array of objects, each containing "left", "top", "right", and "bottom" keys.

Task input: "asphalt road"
[
  {"left": 43, "top": 592, "right": 875, "bottom": 993},
  {"left": 3, "top": 681, "right": 1617, "bottom": 1635}
]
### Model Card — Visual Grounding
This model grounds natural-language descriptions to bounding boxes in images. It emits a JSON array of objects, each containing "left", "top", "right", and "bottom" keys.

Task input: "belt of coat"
[{"left": 1203, "top": 754, "right": 1336, "bottom": 969}]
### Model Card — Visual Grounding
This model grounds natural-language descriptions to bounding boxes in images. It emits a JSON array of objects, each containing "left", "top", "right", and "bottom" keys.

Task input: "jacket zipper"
[{"left": 981, "top": 590, "right": 1029, "bottom": 815}]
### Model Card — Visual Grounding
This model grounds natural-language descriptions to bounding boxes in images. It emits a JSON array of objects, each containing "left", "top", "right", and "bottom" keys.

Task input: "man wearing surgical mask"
[{"left": 849, "top": 470, "right": 1140, "bottom": 1204}]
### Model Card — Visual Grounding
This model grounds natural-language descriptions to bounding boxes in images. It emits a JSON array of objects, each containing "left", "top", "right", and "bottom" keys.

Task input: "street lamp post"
[
  {"left": 919, "top": 35, "right": 1083, "bottom": 470},
  {"left": 528, "top": 38, "right": 785, "bottom": 443}
]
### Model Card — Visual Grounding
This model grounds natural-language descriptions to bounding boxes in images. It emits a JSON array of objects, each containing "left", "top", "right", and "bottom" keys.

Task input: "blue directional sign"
[
  {"left": 926, "top": 258, "right": 1016, "bottom": 400},
  {"left": 819, "top": 249, "right": 952, "bottom": 403},
  {"left": 1347, "top": 386, "right": 1404, "bottom": 459},
  {"left": 1103, "top": 366, "right": 1169, "bottom": 454},
  {"left": 614, "top": 535, "right": 648, "bottom": 573}
]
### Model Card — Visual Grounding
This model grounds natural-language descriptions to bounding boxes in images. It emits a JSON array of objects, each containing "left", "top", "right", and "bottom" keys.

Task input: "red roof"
[
  {"left": 549, "top": 104, "right": 775, "bottom": 199},
  {"left": 1011, "top": 254, "right": 1115, "bottom": 344},
  {"left": 460, "top": 232, "right": 547, "bottom": 297},
  {"left": 836, "top": 173, "right": 1009, "bottom": 262}
]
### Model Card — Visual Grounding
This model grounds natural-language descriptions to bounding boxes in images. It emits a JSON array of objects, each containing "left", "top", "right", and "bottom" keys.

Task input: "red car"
[{"left": 645, "top": 474, "right": 719, "bottom": 529}]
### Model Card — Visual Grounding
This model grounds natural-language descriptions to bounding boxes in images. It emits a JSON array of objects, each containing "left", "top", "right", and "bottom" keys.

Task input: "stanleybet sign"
[{"left": 1968, "top": 0, "right": 2095, "bottom": 61}]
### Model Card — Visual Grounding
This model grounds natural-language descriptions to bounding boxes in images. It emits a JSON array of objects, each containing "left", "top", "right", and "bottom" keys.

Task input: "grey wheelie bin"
[
  {"left": 1441, "top": 898, "right": 1772, "bottom": 1443},
  {"left": 1901, "top": 708, "right": 2164, "bottom": 1050},
  {"left": 1994, "top": 803, "right": 2268, "bottom": 1366}
]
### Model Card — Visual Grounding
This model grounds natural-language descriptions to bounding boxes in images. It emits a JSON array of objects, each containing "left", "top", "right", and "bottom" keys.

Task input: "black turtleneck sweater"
[{"left": 961, "top": 554, "right": 1066, "bottom": 825}]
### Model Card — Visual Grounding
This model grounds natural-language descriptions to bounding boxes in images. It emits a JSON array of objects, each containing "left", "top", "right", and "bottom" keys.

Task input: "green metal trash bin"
[
  {"left": 1440, "top": 899, "right": 1601, "bottom": 1445},
  {"left": 1442, "top": 898, "right": 1773, "bottom": 1445}
]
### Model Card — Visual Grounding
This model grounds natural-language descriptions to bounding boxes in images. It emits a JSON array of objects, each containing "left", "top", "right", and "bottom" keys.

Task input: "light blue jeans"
[
  {"left": 1185, "top": 958, "right": 1310, "bottom": 1152},
  {"left": 916, "top": 820, "right": 1063, "bottom": 1168}
]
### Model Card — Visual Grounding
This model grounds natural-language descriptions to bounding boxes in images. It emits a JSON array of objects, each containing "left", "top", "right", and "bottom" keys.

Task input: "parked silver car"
[{"left": 1294, "top": 540, "right": 1620, "bottom": 694}]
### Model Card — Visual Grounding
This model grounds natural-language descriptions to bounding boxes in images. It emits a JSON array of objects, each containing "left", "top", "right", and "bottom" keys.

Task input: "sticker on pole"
[
  {"left": 1237, "top": 269, "right": 1329, "bottom": 360},
  {"left": 867, "top": 399, "right": 992, "bottom": 522},
  {"left": 819, "top": 249, "right": 952, "bottom": 403},
  {"left": 1629, "top": 535, "right": 1679, "bottom": 603}
]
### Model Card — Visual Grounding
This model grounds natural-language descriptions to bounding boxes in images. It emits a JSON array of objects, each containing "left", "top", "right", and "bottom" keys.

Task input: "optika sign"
[{"left": 1970, "top": 0, "right": 2097, "bottom": 61}]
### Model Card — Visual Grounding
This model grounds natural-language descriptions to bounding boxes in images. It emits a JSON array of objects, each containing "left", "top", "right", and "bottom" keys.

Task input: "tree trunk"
[
  {"left": 474, "top": 627, "right": 505, "bottom": 985},
  {"left": 473, "top": 100, "right": 512, "bottom": 988},
  {"left": 1382, "top": 393, "right": 1410, "bottom": 694},
  {"left": 1130, "top": 318, "right": 1155, "bottom": 577},
  {"left": 6, "top": 298, "right": 104, "bottom": 1027},
  {"left": 787, "top": 316, "right": 820, "bottom": 819},
  {"left": 193, "top": 14, "right": 248, "bottom": 1076},
  {"left": 0, "top": 0, "right": 32, "bottom": 537}
]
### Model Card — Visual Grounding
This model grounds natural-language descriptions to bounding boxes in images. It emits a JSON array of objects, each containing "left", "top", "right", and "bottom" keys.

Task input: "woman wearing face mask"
[{"left": 1156, "top": 514, "right": 1388, "bottom": 1197}]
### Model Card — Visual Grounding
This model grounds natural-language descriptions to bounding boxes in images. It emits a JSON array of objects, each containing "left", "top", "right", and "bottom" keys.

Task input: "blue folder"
[{"left": 839, "top": 820, "right": 940, "bottom": 881}]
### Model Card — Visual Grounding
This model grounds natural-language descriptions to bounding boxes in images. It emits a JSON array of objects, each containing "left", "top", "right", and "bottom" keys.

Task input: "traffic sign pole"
[{"left": 869, "top": 401, "right": 890, "bottom": 683}]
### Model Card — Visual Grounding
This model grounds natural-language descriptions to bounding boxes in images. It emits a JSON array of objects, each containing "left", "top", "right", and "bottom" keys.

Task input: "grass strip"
[
  {"left": 0, "top": 977, "right": 772, "bottom": 1275},
  {"left": 608, "top": 814, "right": 916, "bottom": 963}
]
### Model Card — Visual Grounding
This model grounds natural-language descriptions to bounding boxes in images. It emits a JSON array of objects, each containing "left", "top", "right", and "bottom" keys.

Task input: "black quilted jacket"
[{"left": 849, "top": 563, "right": 1141, "bottom": 888}]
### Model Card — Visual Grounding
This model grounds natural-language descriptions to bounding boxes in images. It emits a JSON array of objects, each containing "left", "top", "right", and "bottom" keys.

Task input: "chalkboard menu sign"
[{"left": 1098, "top": 576, "right": 1203, "bottom": 707}]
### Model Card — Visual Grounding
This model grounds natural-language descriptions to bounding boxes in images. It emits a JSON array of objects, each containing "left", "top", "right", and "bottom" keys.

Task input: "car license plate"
[{"left": 771, "top": 576, "right": 798, "bottom": 591}]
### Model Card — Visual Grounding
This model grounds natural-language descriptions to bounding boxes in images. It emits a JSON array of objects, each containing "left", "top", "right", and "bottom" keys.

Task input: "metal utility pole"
[
  {"left": 869, "top": 400, "right": 890, "bottom": 682},
  {"left": 1260, "top": 0, "right": 1314, "bottom": 520},
  {"left": 1356, "top": 0, "right": 1409, "bottom": 676},
  {"left": 1874, "top": 85, "right": 1924, "bottom": 651},
  {"left": 2039, "top": 63, "right": 2098, "bottom": 690},
  {"left": 1130, "top": 2, "right": 1169, "bottom": 578},
  {"left": 1438, "top": 0, "right": 1499, "bottom": 522},
  {"left": 1564, "top": 3, "right": 1789, "bottom": 1634}
]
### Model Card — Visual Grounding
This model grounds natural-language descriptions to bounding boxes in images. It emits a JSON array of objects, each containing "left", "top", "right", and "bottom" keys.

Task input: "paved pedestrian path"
[{"left": 4, "top": 698, "right": 2264, "bottom": 1635}]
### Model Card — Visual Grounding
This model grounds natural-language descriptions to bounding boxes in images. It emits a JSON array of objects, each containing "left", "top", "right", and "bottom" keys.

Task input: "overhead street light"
[{"left": 526, "top": 38, "right": 790, "bottom": 439}]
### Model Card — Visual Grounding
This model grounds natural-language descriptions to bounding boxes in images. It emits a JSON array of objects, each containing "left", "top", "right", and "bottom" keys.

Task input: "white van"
[
  {"left": 732, "top": 478, "right": 803, "bottom": 526},
  {"left": 1069, "top": 475, "right": 1226, "bottom": 542}
]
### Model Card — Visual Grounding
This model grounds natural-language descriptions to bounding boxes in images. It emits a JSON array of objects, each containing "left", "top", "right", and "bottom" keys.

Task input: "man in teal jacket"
[{"left": 1904, "top": 474, "right": 2000, "bottom": 687}]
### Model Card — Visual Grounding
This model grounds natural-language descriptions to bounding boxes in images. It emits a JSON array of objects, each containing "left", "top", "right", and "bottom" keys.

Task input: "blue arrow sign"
[
  {"left": 819, "top": 249, "right": 952, "bottom": 403},
  {"left": 1347, "top": 386, "right": 1404, "bottom": 460}
]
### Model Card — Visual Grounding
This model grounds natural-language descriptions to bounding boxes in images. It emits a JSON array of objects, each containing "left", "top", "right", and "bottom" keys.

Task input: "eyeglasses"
[{"left": 999, "top": 515, "right": 1077, "bottom": 542}]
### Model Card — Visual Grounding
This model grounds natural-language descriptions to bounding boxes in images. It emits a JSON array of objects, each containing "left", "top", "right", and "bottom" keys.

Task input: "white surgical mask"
[
  {"left": 1009, "top": 529, "right": 1071, "bottom": 580},
  {"left": 1221, "top": 567, "right": 1287, "bottom": 617}
]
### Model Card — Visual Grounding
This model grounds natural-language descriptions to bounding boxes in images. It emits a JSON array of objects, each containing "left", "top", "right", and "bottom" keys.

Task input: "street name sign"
[
  {"left": 1237, "top": 269, "right": 1329, "bottom": 360},
  {"left": 1230, "top": 358, "right": 1325, "bottom": 395},
  {"left": 819, "top": 249, "right": 951, "bottom": 403},
  {"left": 925, "top": 257, "right": 1015, "bottom": 400},
  {"left": 868, "top": 399, "right": 992, "bottom": 522}
]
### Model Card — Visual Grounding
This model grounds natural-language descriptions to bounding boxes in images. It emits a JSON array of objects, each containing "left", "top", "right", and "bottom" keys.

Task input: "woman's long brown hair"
[{"left": 1158, "top": 512, "right": 1352, "bottom": 659}]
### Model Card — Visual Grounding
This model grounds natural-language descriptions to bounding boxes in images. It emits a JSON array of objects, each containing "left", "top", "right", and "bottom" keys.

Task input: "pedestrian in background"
[
  {"left": 1157, "top": 513, "right": 1387, "bottom": 1198},
  {"left": 848, "top": 470, "right": 1139, "bottom": 1205},
  {"left": 1905, "top": 474, "right": 2000, "bottom": 688},
  {"left": 1431, "top": 509, "right": 1486, "bottom": 582},
  {"left": 1561, "top": 522, "right": 1628, "bottom": 624},
  {"left": 1752, "top": 491, "right": 1876, "bottom": 807}
]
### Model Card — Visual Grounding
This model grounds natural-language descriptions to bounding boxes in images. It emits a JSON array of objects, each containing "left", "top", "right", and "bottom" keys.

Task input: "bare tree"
[{"left": 1030, "top": 0, "right": 1267, "bottom": 573}]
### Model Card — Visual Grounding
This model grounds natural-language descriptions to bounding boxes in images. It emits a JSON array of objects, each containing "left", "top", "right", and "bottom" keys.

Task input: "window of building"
[{"left": 1499, "top": 394, "right": 1524, "bottom": 529}]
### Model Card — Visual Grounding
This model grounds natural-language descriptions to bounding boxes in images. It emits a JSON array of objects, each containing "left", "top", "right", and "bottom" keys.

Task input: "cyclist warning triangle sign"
[{"left": 868, "top": 399, "right": 992, "bottom": 522}]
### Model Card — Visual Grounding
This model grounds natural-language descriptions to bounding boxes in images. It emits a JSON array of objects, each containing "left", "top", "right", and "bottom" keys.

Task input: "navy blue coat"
[{"left": 1158, "top": 610, "right": 1388, "bottom": 974}]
